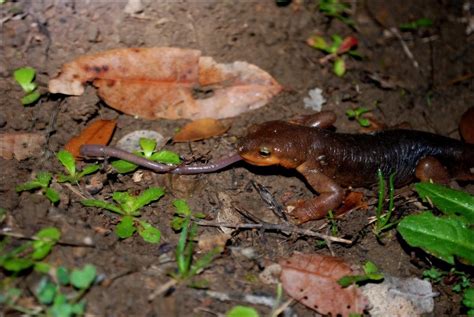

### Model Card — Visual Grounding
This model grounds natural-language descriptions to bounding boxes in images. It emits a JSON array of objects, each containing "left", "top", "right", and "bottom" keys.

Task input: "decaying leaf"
[
  {"left": 65, "top": 119, "right": 116, "bottom": 158},
  {"left": 216, "top": 192, "right": 242, "bottom": 235},
  {"left": 280, "top": 253, "right": 368, "bottom": 317},
  {"left": 49, "top": 47, "right": 282, "bottom": 120},
  {"left": 0, "top": 133, "right": 46, "bottom": 160},
  {"left": 173, "top": 118, "right": 229, "bottom": 142}
]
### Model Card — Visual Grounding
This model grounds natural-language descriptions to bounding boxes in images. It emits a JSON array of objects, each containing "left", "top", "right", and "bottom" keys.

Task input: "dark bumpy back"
[{"left": 312, "top": 129, "right": 472, "bottom": 187}]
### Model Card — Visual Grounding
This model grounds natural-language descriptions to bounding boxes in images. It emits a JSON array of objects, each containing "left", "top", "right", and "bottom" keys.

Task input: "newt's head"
[{"left": 238, "top": 121, "right": 309, "bottom": 169}]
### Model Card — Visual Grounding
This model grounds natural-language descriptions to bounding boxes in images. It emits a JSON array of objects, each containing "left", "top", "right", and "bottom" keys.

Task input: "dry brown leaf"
[
  {"left": 49, "top": 47, "right": 282, "bottom": 120},
  {"left": 173, "top": 118, "right": 229, "bottom": 142},
  {"left": 280, "top": 253, "right": 368, "bottom": 317},
  {"left": 0, "top": 133, "right": 46, "bottom": 160},
  {"left": 65, "top": 119, "right": 116, "bottom": 158}
]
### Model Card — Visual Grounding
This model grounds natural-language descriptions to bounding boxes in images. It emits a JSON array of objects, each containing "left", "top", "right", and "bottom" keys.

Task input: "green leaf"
[
  {"left": 345, "top": 109, "right": 356, "bottom": 118},
  {"left": 132, "top": 187, "right": 165, "bottom": 212},
  {"left": 423, "top": 268, "right": 443, "bottom": 282},
  {"left": 70, "top": 264, "right": 96, "bottom": 289},
  {"left": 400, "top": 18, "right": 433, "bottom": 31},
  {"left": 15, "top": 180, "right": 43, "bottom": 192},
  {"left": 464, "top": 288, "right": 474, "bottom": 309},
  {"left": 137, "top": 220, "right": 161, "bottom": 244},
  {"left": 112, "top": 191, "right": 134, "bottom": 213},
  {"left": 49, "top": 293, "right": 73, "bottom": 317},
  {"left": 151, "top": 150, "right": 181, "bottom": 164},
  {"left": 56, "top": 266, "right": 70, "bottom": 285},
  {"left": 398, "top": 211, "right": 474, "bottom": 265},
  {"left": 57, "top": 150, "right": 76, "bottom": 176},
  {"left": 363, "top": 261, "right": 378, "bottom": 274},
  {"left": 32, "top": 227, "right": 61, "bottom": 260},
  {"left": 78, "top": 164, "right": 100, "bottom": 178},
  {"left": 415, "top": 182, "right": 474, "bottom": 223},
  {"left": 189, "top": 246, "right": 222, "bottom": 277},
  {"left": 14, "top": 67, "right": 36, "bottom": 92},
  {"left": 37, "top": 171, "right": 53, "bottom": 186},
  {"left": 227, "top": 306, "right": 260, "bottom": 317},
  {"left": 176, "top": 218, "right": 191, "bottom": 276},
  {"left": 71, "top": 301, "right": 86, "bottom": 315},
  {"left": 3, "top": 258, "right": 34, "bottom": 272},
  {"left": 111, "top": 159, "right": 138, "bottom": 174},
  {"left": 357, "top": 118, "right": 370, "bottom": 127},
  {"left": 21, "top": 91, "right": 41, "bottom": 105},
  {"left": 173, "top": 199, "right": 191, "bottom": 216},
  {"left": 171, "top": 216, "right": 186, "bottom": 231},
  {"left": 116, "top": 215, "right": 136, "bottom": 238},
  {"left": 36, "top": 278, "right": 57, "bottom": 305},
  {"left": 81, "top": 199, "right": 124, "bottom": 215},
  {"left": 333, "top": 57, "right": 346, "bottom": 77},
  {"left": 139, "top": 138, "right": 156, "bottom": 158},
  {"left": 45, "top": 188, "right": 60, "bottom": 204},
  {"left": 34, "top": 261, "right": 51, "bottom": 273}
]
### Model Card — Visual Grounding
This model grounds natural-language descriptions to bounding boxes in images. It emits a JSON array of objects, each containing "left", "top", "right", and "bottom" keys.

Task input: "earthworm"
[{"left": 79, "top": 144, "right": 242, "bottom": 174}]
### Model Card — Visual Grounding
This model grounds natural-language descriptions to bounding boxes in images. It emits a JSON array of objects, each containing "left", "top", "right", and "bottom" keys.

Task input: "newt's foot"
[{"left": 287, "top": 199, "right": 330, "bottom": 224}]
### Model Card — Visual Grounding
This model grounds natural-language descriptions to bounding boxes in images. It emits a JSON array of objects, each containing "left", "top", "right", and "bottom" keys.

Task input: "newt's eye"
[{"left": 259, "top": 147, "right": 271, "bottom": 157}]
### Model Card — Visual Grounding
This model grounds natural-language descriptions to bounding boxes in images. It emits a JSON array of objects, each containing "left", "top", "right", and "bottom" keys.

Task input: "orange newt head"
[{"left": 237, "top": 121, "right": 309, "bottom": 169}]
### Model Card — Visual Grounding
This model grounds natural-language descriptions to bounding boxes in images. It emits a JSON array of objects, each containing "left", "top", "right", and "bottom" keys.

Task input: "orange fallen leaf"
[
  {"left": 173, "top": 118, "right": 230, "bottom": 142},
  {"left": 280, "top": 253, "right": 368, "bottom": 317},
  {"left": 0, "top": 133, "right": 46, "bottom": 160},
  {"left": 48, "top": 47, "right": 282, "bottom": 120},
  {"left": 65, "top": 119, "right": 116, "bottom": 158}
]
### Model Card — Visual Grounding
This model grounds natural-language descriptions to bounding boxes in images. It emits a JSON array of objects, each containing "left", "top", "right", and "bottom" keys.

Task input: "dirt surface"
[{"left": 1, "top": 0, "right": 473, "bottom": 316}]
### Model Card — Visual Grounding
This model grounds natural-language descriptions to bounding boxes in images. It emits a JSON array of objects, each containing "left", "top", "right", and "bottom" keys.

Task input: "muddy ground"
[{"left": 1, "top": 0, "right": 473, "bottom": 316}]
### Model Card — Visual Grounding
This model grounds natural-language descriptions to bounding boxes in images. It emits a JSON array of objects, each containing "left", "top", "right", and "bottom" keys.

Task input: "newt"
[{"left": 80, "top": 110, "right": 474, "bottom": 223}]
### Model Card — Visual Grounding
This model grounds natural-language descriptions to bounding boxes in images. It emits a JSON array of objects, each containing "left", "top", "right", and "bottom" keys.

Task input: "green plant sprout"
[
  {"left": 338, "top": 261, "right": 384, "bottom": 287},
  {"left": 111, "top": 137, "right": 181, "bottom": 173},
  {"left": 398, "top": 182, "right": 474, "bottom": 265},
  {"left": 0, "top": 227, "right": 60, "bottom": 273},
  {"left": 226, "top": 306, "right": 260, "bottom": 317},
  {"left": 326, "top": 210, "right": 339, "bottom": 236},
  {"left": 170, "top": 199, "right": 221, "bottom": 283},
  {"left": 423, "top": 268, "right": 471, "bottom": 293},
  {"left": 16, "top": 172, "right": 60, "bottom": 204},
  {"left": 81, "top": 187, "right": 164, "bottom": 243},
  {"left": 318, "top": 0, "right": 354, "bottom": 27},
  {"left": 399, "top": 18, "right": 433, "bottom": 31},
  {"left": 13, "top": 67, "right": 41, "bottom": 105},
  {"left": 463, "top": 287, "right": 474, "bottom": 316},
  {"left": 345, "top": 107, "right": 371, "bottom": 127},
  {"left": 373, "top": 169, "right": 397, "bottom": 238},
  {"left": 1, "top": 263, "right": 96, "bottom": 317},
  {"left": 56, "top": 150, "right": 100, "bottom": 184},
  {"left": 307, "top": 34, "right": 360, "bottom": 76}
]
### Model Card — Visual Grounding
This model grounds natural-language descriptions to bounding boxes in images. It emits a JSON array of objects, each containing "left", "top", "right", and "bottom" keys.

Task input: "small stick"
[
  {"left": 0, "top": 230, "right": 95, "bottom": 248},
  {"left": 389, "top": 27, "right": 419, "bottom": 69},
  {"left": 80, "top": 144, "right": 242, "bottom": 174},
  {"left": 194, "top": 220, "right": 352, "bottom": 244}
]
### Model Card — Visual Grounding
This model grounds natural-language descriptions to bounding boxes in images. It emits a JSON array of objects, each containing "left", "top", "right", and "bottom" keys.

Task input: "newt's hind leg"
[
  {"left": 289, "top": 111, "right": 337, "bottom": 129},
  {"left": 415, "top": 156, "right": 450, "bottom": 184},
  {"left": 288, "top": 162, "right": 344, "bottom": 223}
]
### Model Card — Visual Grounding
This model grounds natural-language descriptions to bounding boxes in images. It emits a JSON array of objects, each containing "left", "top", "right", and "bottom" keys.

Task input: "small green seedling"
[
  {"left": 373, "top": 169, "right": 397, "bottom": 238},
  {"left": 399, "top": 18, "right": 433, "bottom": 31},
  {"left": 81, "top": 187, "right": 164, "bottom": 243},
  {"left": 463, "top": 287, "right": 474, "bottom": 316},
  {"left": 345, "top": 107, "right": 371, "bottom": 127},
  {"left": 398, "top": 182, "right": 474, "bottom": 265},
  {"left": 319, "top": 0, "right": 354, "bottom": 27},
  {"left": 226, "top": 306, "right": 260, "bottom": 317},
  {"left": 16, "top": 171, "right": 60, "bottom": 204},
  {"left": 326, "top": 210, "right": 339, "bottom": 236},
  {"left": 338, "top": 261, "right": 384, "bottom": 287},
  {"left": 423, "top": 268, "right": 471, "bottom": 293},
  {"left": 56, "top": 150, "right": 100, "bottom": 184},
  {"left": 112, "top": 137, "right": 181, "bottom": 173},
  {"left": 13, "top": 67, "right": 41, "bottom": 105},
  {"left": 171, "top": 199, "right": 221, "bottom": 283},
  {"left": 1, "top": 264, "right": 97, "bottom": 316},
  {"left": 307, "top": 34, "right": 360, "bottom": 76},
  {"left": 0, "top": 227, "right": 60, "bottom": 273}
]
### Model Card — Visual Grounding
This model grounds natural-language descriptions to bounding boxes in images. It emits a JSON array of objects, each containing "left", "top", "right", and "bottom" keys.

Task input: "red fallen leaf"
[
  {"left": 280, "top": 253, "right": 368, "bottom": 317},
  {"left": 65, "top": 120, "right": 116, "bottom": 158},
  {"left": 334, "top": 191, "right": 367, "bottom": 217},
  {"left": 337, "top": 36, "right": 358, "bottom": 54},
  {"left": 0, "top": 133, "right": 46, "bottom": 160},
  {"left": 48, "top": 47, "right": 282, "bottom": 120},
  {"left": 173, "top": 118, "right": 230, "bottom": 142}
]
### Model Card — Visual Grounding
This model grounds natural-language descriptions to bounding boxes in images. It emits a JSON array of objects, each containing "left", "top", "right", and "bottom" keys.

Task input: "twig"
[
  {"left": 148, "top": 278, "right": 178, "bottom": 301},
  {"left": 194, "top": 220, "right": 352, "bottom": 244},
  {"left": 388, "top": 27, "right": 419, "bottom": 69},
  {"left": 0, "top": 230, "right": 95, "bottom": 248}
]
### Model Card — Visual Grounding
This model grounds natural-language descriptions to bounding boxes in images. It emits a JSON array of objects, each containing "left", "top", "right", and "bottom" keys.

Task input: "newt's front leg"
[{"left": 289, "top": 162, "right": 344, "bottom": 223}]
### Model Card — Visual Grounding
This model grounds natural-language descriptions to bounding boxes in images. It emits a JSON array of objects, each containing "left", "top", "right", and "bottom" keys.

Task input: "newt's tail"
[{"left": 460, "top": 107, "right": 474, "bottom": 144}]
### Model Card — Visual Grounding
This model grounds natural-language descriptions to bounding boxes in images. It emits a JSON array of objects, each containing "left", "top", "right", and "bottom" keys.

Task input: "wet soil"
[{"left": 1, "top": 0, "right": 473, "bottom": 316}]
